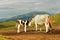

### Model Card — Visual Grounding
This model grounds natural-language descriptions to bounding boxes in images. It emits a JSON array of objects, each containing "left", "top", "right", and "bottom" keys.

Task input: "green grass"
[
  {"left": 0, "top": 21, "right": 16, "bottom": 30},
  {"left": 0, "top": 35, "right": 8, "bottom": 40},
  {"left": 52, "top": 13, "right": 60, "bottom": 25}
]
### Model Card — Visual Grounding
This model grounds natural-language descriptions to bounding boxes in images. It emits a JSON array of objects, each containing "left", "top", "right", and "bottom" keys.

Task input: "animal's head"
[
  {"left": 28, "top": 22, "right": 31, "bottom": 26},
  {"left": 28, "top": 18, "right": 34, "bottom": 26}
]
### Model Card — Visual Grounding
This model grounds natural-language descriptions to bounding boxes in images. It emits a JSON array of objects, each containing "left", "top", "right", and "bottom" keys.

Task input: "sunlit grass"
[
  {"left": 52, "top": 13, "right": 60, "bottom": 25},
  {"left": 0, "top": 35, "right": 8, "bottom": 40}
]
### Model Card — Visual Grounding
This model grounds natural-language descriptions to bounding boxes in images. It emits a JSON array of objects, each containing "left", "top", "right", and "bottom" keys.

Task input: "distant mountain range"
[
  {"left": 0, "top": 11, "right": 52, "bottom": 22},
  {"left": 0, "top": 18, "right": 7, "bottom": 22}
]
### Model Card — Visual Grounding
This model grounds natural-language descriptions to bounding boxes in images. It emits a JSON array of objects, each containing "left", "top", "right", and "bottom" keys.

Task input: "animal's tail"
[
  {"left": 49, "top": 17, "right": 54, "bottom": 30},
  {"left": 49, "top": 22, "right": 52, "bottom": 28}
]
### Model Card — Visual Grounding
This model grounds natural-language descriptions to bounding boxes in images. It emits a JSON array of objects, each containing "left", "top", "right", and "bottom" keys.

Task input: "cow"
[
  {"left": 16, "top": 20, "right": 29, "bottom": 33},
  {"left": 28, "top": 14, "right": 53, "bottom": 33}
]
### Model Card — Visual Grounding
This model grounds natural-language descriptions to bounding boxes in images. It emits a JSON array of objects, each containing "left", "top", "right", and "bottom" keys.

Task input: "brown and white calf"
[{"left": 16, "top": 20, "right": 29, "bottom": 33}]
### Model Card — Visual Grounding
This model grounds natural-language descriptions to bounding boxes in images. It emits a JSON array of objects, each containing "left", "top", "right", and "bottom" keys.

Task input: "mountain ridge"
[{"left": 0, "top": 11, "right": 53, "bottom": 22}]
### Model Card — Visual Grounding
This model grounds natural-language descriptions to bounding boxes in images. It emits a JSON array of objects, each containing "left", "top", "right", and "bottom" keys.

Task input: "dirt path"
[{"left": 0, "top": 25, "right": 60, "bottom": 40}]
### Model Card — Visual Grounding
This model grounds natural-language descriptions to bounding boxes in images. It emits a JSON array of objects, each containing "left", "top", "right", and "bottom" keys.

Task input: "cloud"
[{"left": 0, "top": 0, "right": 60, "bottom": 19}]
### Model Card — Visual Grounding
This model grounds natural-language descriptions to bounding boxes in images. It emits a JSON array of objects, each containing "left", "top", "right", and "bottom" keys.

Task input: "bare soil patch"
[{"left": 0, "top": 25, "right": 60, "bottom": 40}]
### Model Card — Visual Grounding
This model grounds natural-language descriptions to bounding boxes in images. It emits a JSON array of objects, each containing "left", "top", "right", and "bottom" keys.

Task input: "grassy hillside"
[
  {"left": 52, "top": 13, "right": 60, "bottom": 25},
  {"left": 0, "top": 13, "right": 60, "bottom": 30},
  {"left": 0, "top": 21, "right": 16, "bottom": 30}
]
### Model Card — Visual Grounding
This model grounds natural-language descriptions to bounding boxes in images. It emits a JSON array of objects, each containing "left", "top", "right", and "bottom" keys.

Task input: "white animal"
[{"left": 28, "top": 14, "right": 53, "bottom": 33}]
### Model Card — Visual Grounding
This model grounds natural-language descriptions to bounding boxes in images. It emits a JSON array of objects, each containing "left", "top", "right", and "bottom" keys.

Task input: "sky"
[{"left": 0, "top": 0, "right": 60, "bottom": 19}]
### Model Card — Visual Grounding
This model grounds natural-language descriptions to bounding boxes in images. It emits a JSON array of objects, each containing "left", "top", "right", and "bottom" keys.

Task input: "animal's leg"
[
  {"left": 24, "top": 22, "right": 27, "bottom": 32},
  {"left": 49, "top": 22, "right": 54, "bottom": 30},
  {"left": 15, "top": 23, "right": 17, "bottom": 27},
  {"left": 40, "top": 28, "right": 42, "bottom": 31},
  {"left": 17, "top": 24, "right": 20, "bottom": 33},
  {"left": 35, "top": 23, "right": 38, "bottom": 31},
  {"left": 45, "top": 23, "right": 49, "bottom": 33}
]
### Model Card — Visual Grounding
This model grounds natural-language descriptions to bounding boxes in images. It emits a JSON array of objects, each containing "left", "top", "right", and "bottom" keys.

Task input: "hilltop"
[
  {"left": 0, "top": 11, "right": 60, "bottom": 23},
  {"left": 0, "top": 11, "right": 52, "bottom": 22}
]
